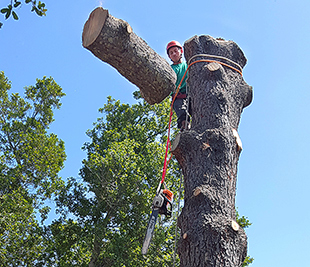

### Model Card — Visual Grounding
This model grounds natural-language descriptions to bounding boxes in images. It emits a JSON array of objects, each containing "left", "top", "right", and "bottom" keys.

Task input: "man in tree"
[{"left": 167, "top": 41, "right": 191, "bottom": 131}]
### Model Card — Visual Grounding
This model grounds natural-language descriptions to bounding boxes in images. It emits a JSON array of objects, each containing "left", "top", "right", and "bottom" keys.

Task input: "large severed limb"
[{"left": 82, "top": 7, "right": 176, "bottom": 105}]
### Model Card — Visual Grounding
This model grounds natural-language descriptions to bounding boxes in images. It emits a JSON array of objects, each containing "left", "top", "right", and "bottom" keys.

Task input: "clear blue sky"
[{"left": 1, "top": 0, "right": 310, "bottom": 266}]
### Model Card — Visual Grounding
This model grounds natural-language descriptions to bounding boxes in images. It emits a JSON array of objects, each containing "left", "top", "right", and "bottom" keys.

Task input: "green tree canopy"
[
  {"left": 0, "top": 71, "right": 66, "bottom": 265},
  {"left": 0, "top": 72, "right": 66, "bottom": 202},
  {"left": 55, "top": 95, "right": 182, "bottom": 266}
]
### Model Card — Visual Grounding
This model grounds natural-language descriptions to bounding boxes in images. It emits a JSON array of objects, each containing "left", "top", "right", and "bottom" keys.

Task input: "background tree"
[
  {"left": 0, "top": 0, "right": 47, "bottom": 28},
  {"left": 236, "top": 211, "right": 254, "bottom": 267},
  {"left": 55, "top": 94, "right": 183, "bottom": 266},
  {"left": 0, "top": 71, "right": 66, "bottom": 265}
]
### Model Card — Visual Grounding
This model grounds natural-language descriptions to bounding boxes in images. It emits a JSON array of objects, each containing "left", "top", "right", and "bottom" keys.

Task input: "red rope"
[
  {"left": 161, "top": 107, "right": 174, "bottom": 183},
  {"left": 160, "top": 71, "right": 185, "bottom": 184}
]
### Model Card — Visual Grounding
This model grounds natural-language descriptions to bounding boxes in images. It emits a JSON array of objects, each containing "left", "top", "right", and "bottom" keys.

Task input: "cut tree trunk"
[
  {"left": 172, "top": 35, "right": 252, "bottom": 267},
  {"left": 82, "top": 7, "right": 176, "bottom": 105}
]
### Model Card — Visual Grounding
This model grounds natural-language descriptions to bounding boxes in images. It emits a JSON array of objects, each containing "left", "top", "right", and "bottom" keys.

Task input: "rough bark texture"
[
  {"left": 172, "top": 35, "right": 252, "bottom": 267},
  {"left": 82, "top": 7, "right": 176, "bottom": 105}
]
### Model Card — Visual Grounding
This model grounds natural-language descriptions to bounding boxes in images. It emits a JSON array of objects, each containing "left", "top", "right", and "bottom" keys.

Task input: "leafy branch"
[{"left": 0, "top": 0, "right": 47, "bottom": 28}]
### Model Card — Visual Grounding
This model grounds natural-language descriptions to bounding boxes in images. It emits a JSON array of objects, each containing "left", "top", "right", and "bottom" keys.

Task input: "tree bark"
[
  {"left": 172, "top": 35, "right": 252, "bottom": 267},
  {"left": 82, "top": 7, "right": 176, "bottom": 105}
]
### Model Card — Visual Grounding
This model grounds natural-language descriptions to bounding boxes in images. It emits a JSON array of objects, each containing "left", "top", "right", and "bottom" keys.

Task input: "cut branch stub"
[{"left": 82, "top": 7, "right": 176, "bottom": 105}]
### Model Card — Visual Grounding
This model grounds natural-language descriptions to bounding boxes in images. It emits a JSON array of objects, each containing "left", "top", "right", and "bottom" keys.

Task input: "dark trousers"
[{"left": 173, "top": 97, "right": 192, "bottom": 129}]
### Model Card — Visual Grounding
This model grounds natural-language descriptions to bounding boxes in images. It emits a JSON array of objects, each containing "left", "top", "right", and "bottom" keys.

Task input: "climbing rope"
[{"left": 188, "top": 53, "right": 243, "bottom": 74}]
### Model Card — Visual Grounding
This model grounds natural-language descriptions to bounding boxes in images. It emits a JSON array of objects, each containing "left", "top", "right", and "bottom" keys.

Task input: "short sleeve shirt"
[{"left": 171, "top": 61, "right": 187, "bottom": 94}]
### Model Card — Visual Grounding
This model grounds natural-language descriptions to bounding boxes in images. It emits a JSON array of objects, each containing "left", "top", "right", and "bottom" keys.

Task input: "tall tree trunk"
[
  {"left": 172, "top": 35, "right": 252, "bottom": 267},
  {"left": 82, "top": 7, "right": 176, "bottom": 105}
]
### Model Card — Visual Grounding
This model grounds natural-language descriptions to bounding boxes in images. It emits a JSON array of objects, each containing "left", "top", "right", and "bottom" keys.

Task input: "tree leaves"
[
  {"left": 0, "top": 0, "right": 47, "bottom": 28},
  {"left": 236, "top": 210, "right": 254, "bottom": 266},
  {"left": 0, "top": 190, "right": 46, "bottom": 266},
  {"left": 0, "top": 72, "right": 66, "bottom": 265},
  {"left": 54, "top": 95, "right": 181, "bottom": 266},
  {"left": 0, "top": 72, "right": 66, "bottom": 201}
]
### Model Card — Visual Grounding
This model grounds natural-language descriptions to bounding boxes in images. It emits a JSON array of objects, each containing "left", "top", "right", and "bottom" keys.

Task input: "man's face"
[{"left": 168, "top": 46, "right": 182, "bottom": 64}]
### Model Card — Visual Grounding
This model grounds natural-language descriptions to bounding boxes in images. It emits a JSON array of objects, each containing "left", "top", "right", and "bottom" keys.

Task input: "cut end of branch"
[
  {"left": 125, "top": 22, "right": 133, "bottom": 34},
  {"left": 82, "top": 7, "right": 108, "bottom": 48},
  {"left": 206, "top": 62, "right": 220, "bottom": 72},
  {"left": 232, "top": 128, "right": 243, "bottom": 151},
  {"left": 193, "top": 187, "right": 201, "bottom": 196},
  {"left": 231, "top": 220, "right": 240, "bottom": 231},
  {"left": 171, "top": 133, "right": 181, "bottom": 152}
]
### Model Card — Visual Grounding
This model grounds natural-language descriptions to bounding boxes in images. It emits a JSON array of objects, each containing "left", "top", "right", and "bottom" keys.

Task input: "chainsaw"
[{"left": 141, "top": 184, "right": 173, "bottom": 255}]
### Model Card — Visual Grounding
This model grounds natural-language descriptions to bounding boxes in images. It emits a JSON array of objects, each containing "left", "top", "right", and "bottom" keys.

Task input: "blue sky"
[{"left": 1, "top": 0, "right": 310, "bottom": 266}]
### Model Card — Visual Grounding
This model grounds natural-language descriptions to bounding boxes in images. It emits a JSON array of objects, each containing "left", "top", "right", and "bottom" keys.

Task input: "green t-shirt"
[{"left": 171, "top": 61, "right": 187, "bottom": 94}]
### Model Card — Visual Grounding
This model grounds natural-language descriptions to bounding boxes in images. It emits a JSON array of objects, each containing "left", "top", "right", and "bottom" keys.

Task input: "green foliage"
[
  {"left": 0, "top": 191, "right": 46, "bottom": 266},
  {"left": 0, "top": 72, "right": 66, "bottom": 202},
  {"left": 236, "top": 210, "right": 254, "bottom": 266},
  {"left": 55, "top": 95, "right": 181, "bottom": 266},
  {"left": 0, "top": 71, "right": 66, "bottom": 265},
  {"left": 0, "top": 0, "right": 47, "bottom": 28},
  {"left": 243, "top": 256, "right": 254, "bottom": 267},
  {"left": 38, "top": 218, "right": 92, "bottom": 266},
  {"left": 236, "top": 209, "right": 252, "bottom": 229}
]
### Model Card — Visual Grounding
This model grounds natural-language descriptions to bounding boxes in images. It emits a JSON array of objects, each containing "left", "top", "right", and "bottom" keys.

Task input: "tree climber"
[{"left": 166, "top": 40, "right": 191, "bottom": 131}]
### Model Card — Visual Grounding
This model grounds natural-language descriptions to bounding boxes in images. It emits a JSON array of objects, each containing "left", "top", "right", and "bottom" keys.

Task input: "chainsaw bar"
[{"left": 141, "top": 208, "right": 159, "bottom": 255}]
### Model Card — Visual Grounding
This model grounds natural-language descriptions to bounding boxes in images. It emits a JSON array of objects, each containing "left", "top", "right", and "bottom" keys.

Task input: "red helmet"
[{"left": 166, "top": 40, "right": 183, "bottom": 54}]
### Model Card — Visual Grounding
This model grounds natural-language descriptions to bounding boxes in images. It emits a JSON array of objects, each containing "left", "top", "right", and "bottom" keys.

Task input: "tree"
[
  {"left": 82, "top": 8, "right": 253, "bottom": 266},
  {"left": 0, "top": 0, "right": 47, "bottom": 28},
  {"left": 55, "top": 95, "right": 183, "bottom": 266},
  {"left": 0, "top": 191, "right": 46, "bottom": 266},
  {"left": 171, "top": 36, "right": 252, "bottom": 266},
  {"left": 0, "top": 71, "right": 66, "bottom": 265}
]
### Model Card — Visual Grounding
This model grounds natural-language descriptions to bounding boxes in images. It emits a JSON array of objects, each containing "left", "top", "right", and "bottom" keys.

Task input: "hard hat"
[{"left": 166, "top": 40, "right": 183, "bottom": 54}]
